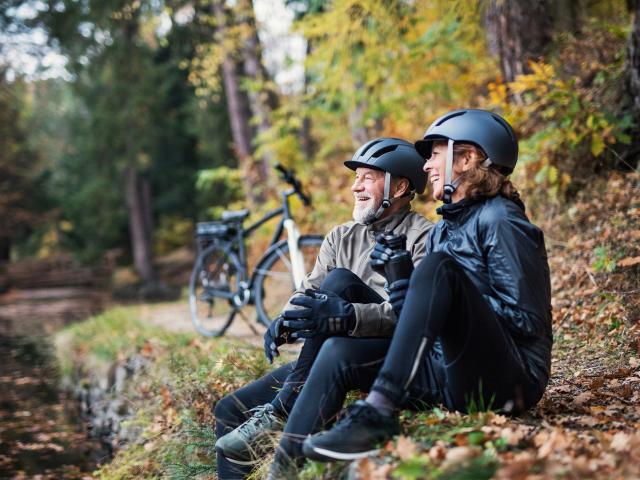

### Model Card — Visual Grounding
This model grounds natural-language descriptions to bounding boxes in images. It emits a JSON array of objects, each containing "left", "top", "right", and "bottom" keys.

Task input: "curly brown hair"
[{"left": 452, "top": 142, "right": 521, "bottom": 202}]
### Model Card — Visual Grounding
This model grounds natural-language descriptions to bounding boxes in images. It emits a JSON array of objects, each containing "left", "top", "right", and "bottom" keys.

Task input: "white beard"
[{"left": 352, "top": 200, "right": 378, "bottom": 224}]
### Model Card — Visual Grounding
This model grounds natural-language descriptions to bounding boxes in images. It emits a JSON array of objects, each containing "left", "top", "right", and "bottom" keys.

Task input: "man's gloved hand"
[
  {"left": 388, "top": 278, "right": 410, "bottom": 317},
  {"left": 370, "top": 233, "right": 412, "bottom": 281},
  {"left": 282, "top": 289, "right": 355, "bottom": 339},
  {"left": 370, "top": 239, "right": 395, "bottom": 275},
  {"left": 263, "top": 315, "right": 291, "bottom": 364}
]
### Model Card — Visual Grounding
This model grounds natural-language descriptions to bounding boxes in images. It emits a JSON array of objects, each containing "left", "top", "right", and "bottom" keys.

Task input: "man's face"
[{"left": 351, "top": 167, "right": 386, "bottom": 224}]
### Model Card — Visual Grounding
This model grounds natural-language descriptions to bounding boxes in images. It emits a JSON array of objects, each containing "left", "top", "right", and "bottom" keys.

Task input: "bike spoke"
[
  {"left": 254, "top": 268, "right": 290, "bottom": 279},
  {"left": 273, "top": 247, "right": 293, "bottom": 271}
]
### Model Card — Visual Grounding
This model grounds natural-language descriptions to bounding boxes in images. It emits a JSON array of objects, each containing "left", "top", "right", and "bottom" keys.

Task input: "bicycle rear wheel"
[
  {"left": 254, "top": 235, "right": 324, "bottom": 327},
  {"left": 189, "top": 243, "right": 243, "bottom": 337}
]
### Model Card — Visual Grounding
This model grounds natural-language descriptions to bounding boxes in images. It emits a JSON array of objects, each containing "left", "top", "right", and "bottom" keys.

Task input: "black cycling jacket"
[{"left": 425, "top": 195, "right": 552, "bottom": 391}]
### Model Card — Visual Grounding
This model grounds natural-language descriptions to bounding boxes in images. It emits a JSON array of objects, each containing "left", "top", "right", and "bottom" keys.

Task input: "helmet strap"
[
  {"left": 443, "top": 139, "right": 456, "bottom": 204},
  {"left": 367, "top": 172, "right": 392, "bottom": 224}
]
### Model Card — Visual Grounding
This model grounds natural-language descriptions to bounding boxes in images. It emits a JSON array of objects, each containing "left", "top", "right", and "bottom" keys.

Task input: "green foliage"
[
  {"left": 0, "top": 72, "right": 50, "bottom": 258},
  {"left": 485, "top": 15, "right": 633, "bottom": 204},
  {"left": 592, "top": 246, "right": 619, "bottom": 273},
  {"left": 195, "top": 166, "right": 244, "bottom": 219}
]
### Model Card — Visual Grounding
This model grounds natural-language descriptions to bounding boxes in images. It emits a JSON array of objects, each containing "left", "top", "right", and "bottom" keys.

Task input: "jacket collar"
[
  {"left": 365, "top": 204, "right": 412, "bottom": 234},
  {"left": 436, "top": 197, "right": 481, "bottom": 222}
]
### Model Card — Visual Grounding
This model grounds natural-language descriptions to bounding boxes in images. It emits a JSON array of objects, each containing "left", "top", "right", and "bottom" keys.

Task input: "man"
[{"left": 213, "top": 137, "right": 432, "bottom": 479}]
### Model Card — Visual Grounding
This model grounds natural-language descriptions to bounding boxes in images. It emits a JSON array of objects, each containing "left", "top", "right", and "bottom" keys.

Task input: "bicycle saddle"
[{"left": 221, "top": 209, "right": 250, "bottom": 222}]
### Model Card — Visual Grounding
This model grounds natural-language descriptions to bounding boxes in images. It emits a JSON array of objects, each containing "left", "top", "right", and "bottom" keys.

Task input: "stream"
[{"left": 0, "top": 288, "right": 108, "bottom": 479}]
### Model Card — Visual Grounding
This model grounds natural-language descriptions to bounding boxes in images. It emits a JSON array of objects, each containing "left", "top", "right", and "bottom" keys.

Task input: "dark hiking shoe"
[
  {"left": 302, "top": 400, "right": 400, "bottom": 462},
  {"left": 215, "top": 403, "right": 284, "bottom": 464},
  {"left": 266, "top": 452, "right": 301, "bottom": 480}
]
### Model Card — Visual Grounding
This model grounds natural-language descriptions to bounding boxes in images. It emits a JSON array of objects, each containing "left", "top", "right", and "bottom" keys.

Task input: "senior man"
[{"left": 214, "top": 138, "right": 432, "bottom": 479}]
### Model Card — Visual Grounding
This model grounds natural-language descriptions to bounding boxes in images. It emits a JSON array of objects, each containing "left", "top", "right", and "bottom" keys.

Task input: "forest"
[{"left": 0, "top": 0, "right": 639, "bottom": 479}]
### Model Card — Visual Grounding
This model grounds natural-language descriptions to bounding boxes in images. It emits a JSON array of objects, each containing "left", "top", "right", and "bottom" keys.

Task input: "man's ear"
[{"left": 392, "top": 178, "right": 410, "bottom": 198}]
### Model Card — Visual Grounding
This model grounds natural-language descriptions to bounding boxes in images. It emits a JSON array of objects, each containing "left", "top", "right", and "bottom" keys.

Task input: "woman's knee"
[{"left": 412, "top": 252, "right": 459, "bottom": 283}]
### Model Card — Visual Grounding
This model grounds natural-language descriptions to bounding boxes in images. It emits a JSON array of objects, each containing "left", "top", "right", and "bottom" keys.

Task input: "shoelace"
[{"left": 237, "top": 405, "right": 273, "bottom": 433}]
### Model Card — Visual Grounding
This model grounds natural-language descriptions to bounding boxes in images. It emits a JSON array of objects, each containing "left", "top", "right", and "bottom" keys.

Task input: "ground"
[{"left": 6, "top": 172, "right": 639, "bottom": 479}]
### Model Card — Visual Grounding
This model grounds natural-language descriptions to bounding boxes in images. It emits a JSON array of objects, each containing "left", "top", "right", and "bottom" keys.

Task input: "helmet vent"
[
  {"left": 435, "top": 110, "right": 466, "bottom": 126},
  {"left": 371, "top": 145, "right": 398, "bottom": 157},
  {"left": 492, "top": 115, "right": 515, "bottom": 140}
]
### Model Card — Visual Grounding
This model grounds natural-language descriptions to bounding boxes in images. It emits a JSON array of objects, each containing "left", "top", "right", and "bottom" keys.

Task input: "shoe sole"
[
  {"left": 305, "top": 444, "right": 380, "bottom": 462},
  {"left": 225, "top": 456, "right": 260, "bottom": 466}
]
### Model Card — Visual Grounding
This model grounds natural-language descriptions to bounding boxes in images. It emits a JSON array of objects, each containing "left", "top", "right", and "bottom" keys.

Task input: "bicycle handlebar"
[{"left": 274, "top": 163, "right": 311, "bottom": 206}]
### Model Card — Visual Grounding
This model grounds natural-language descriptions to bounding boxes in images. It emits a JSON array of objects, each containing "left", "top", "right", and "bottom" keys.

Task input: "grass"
[
  {"left": 54, "top": 172, "right": 640, "bottom": 479},
  {"left": 54, "top": 305, "right": 290, "bottom": 479}
]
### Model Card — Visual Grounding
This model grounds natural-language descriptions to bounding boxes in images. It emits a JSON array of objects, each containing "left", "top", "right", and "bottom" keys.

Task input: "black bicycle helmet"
[
  {"left": 345, "top": 137, "right": 427, "bottom": 194},
  {"left": 415, "top": 109, "right": 518, "bottom": 174}
]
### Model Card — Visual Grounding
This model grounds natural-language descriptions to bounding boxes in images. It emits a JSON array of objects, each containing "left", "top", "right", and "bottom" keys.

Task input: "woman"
[{"left": 297, "top": 109, "right": 552, "bottom": 464}]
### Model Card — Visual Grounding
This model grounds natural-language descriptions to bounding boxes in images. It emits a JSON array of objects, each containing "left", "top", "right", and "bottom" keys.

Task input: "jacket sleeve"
[
  {"left": 350, "top": 222, "right": 431, "bottom": 337},
  {"left": 281, "top": 227, "right": 338, "bottom": 313},
  {"left": 481, "top": 210, "right": 552, "bottom": 339}
]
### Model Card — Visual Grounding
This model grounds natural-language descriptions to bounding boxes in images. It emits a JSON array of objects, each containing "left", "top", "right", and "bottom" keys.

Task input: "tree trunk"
[
  {"left": 483, "top": 0, "right": 552, "bottom": 101},
  {"left": 0, "top": 238, "right": 10, "bottom": 262},
  {"left": 125, "top": 167, "right": 155, "bottom": 284},
  {"left": 212, "top": 0, "right": 263, "bottom": 204},
  {"left": 123, "top": 18, "right": 155, "bottom": 285},
  {"left": 236, "top": 0, "right": 273, "bottom": 196},
  {"left": 628, "top": 0, "right": 640, "bottom": 115}
]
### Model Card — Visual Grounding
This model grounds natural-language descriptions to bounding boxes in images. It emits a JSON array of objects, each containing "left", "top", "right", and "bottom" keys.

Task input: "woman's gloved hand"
[
  {"left": 282, "top": 289, "right": 355, "bottom": 339},
  {"left": 388, "top": 278, "right": 410, "bottom": 316}
]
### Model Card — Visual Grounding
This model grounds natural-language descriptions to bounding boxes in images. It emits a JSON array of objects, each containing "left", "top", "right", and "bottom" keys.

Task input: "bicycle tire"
[
  {"left": 254, "top": 235, "right": 324, "bottom": 327},
  {"left": 189, "top": 242, "right": 244, "bottom": 337}
]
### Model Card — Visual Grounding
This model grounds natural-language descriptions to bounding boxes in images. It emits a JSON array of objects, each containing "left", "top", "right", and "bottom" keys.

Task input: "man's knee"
[
  {"left": 319, "top": 268, "right": 361, "bottom": 295},
  {"left": 214, "top": 394, "right": 244, "bottom": 435},
  {"left": 316, "top": 337, "right": 358, "bottom": 365}
]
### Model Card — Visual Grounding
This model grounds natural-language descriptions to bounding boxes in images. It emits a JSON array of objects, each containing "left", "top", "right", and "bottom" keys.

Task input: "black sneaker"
[{"left": 302, "top": 400, "right": 400, "bottom": 462}]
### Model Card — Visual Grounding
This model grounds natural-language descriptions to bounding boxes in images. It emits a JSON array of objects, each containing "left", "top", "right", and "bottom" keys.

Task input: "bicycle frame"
[{"left": 221, "top": 188, "right": 299, "bottom": 300}]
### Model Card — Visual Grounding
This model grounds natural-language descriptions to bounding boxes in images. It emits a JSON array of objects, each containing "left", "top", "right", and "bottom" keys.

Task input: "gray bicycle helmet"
[
  {"left": 345, "top": 137, "right": 427, "bottom": 223},
  {"left": 345, "top": 137, "right": 427, "bottom": 193},
  {"left": 414, "top": 109, "right": 518, "bottom": 203}
]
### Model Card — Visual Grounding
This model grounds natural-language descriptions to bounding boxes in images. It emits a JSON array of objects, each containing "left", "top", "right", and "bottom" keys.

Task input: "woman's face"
[
  {"left": 423, "top": 142, "right": 449, "bottom": 201},
  {"left": 423, "top": 141, "right": 471, "bottom": 202}
]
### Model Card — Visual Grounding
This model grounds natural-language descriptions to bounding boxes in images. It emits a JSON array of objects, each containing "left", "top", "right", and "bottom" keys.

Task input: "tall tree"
[
  {"left": 193, "top": 0, "right": 275, "bottom": 204},
  {"left": 483, "top": 0, "right": 552, "bottom": 101},
  {"left": 0, "top": 70, "right": 47, "bottom": 260},
  {"left": 628, "top": 0, "right": 640, "bottom": 118}
]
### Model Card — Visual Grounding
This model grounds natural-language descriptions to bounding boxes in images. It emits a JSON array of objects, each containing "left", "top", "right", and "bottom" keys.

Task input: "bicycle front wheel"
[
  {"left": 254, "top": 235, "right": 324, "bottom": 327},
  {"left": 189, "top": 243, "right": 243, "bottom": 337}
]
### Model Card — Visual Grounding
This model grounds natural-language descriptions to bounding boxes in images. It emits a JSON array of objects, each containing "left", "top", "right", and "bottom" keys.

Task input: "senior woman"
[{"left": 296, "top": 109, "right": 552, "bottom": 465}]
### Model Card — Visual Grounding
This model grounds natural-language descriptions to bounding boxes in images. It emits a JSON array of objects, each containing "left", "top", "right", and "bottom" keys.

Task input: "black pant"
[
  {"left": 215, "top": 255, "right": 543, "bottom": 478},
  {"left": 214, "top": 268, "right": 384, "bottom": 479},
  {"left": 371, "top": 252, "right": 543, "bottom": 412}
]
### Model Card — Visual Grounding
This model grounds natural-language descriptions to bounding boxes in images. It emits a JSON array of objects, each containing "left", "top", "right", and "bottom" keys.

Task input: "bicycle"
[{"left": 189, "top": 164, "right": 324, "bottom": 337}]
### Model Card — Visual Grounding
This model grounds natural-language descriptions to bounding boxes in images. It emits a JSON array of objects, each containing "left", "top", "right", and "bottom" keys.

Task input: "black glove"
[
  {"left": 370, "top": 232, "right": 411, "bottom": 280},
  {"left": 385, "top": 250, "right": 414, "bottom": 284},
  {"left": 263, "top": 315, "right": 291, "bottom": 364},
  {"left": 282, "top": 289, "right": 355, "bottom": 339},
  {"left": 370, "top": 241, "right": 395, "bottom": 275},
  {"left": 388, "top": 278, "right": 410, "bottom": 316}
]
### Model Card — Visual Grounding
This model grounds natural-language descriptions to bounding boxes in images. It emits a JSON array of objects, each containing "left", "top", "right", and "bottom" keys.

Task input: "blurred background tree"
[{"left": 0, "top": 0, "right": 637, "bottom": 279}]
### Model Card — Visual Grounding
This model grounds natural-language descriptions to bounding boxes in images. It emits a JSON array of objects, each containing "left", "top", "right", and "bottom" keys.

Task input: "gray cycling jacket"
[{"left": 285, "top": 204, "right": 433, "bottom": 337}]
